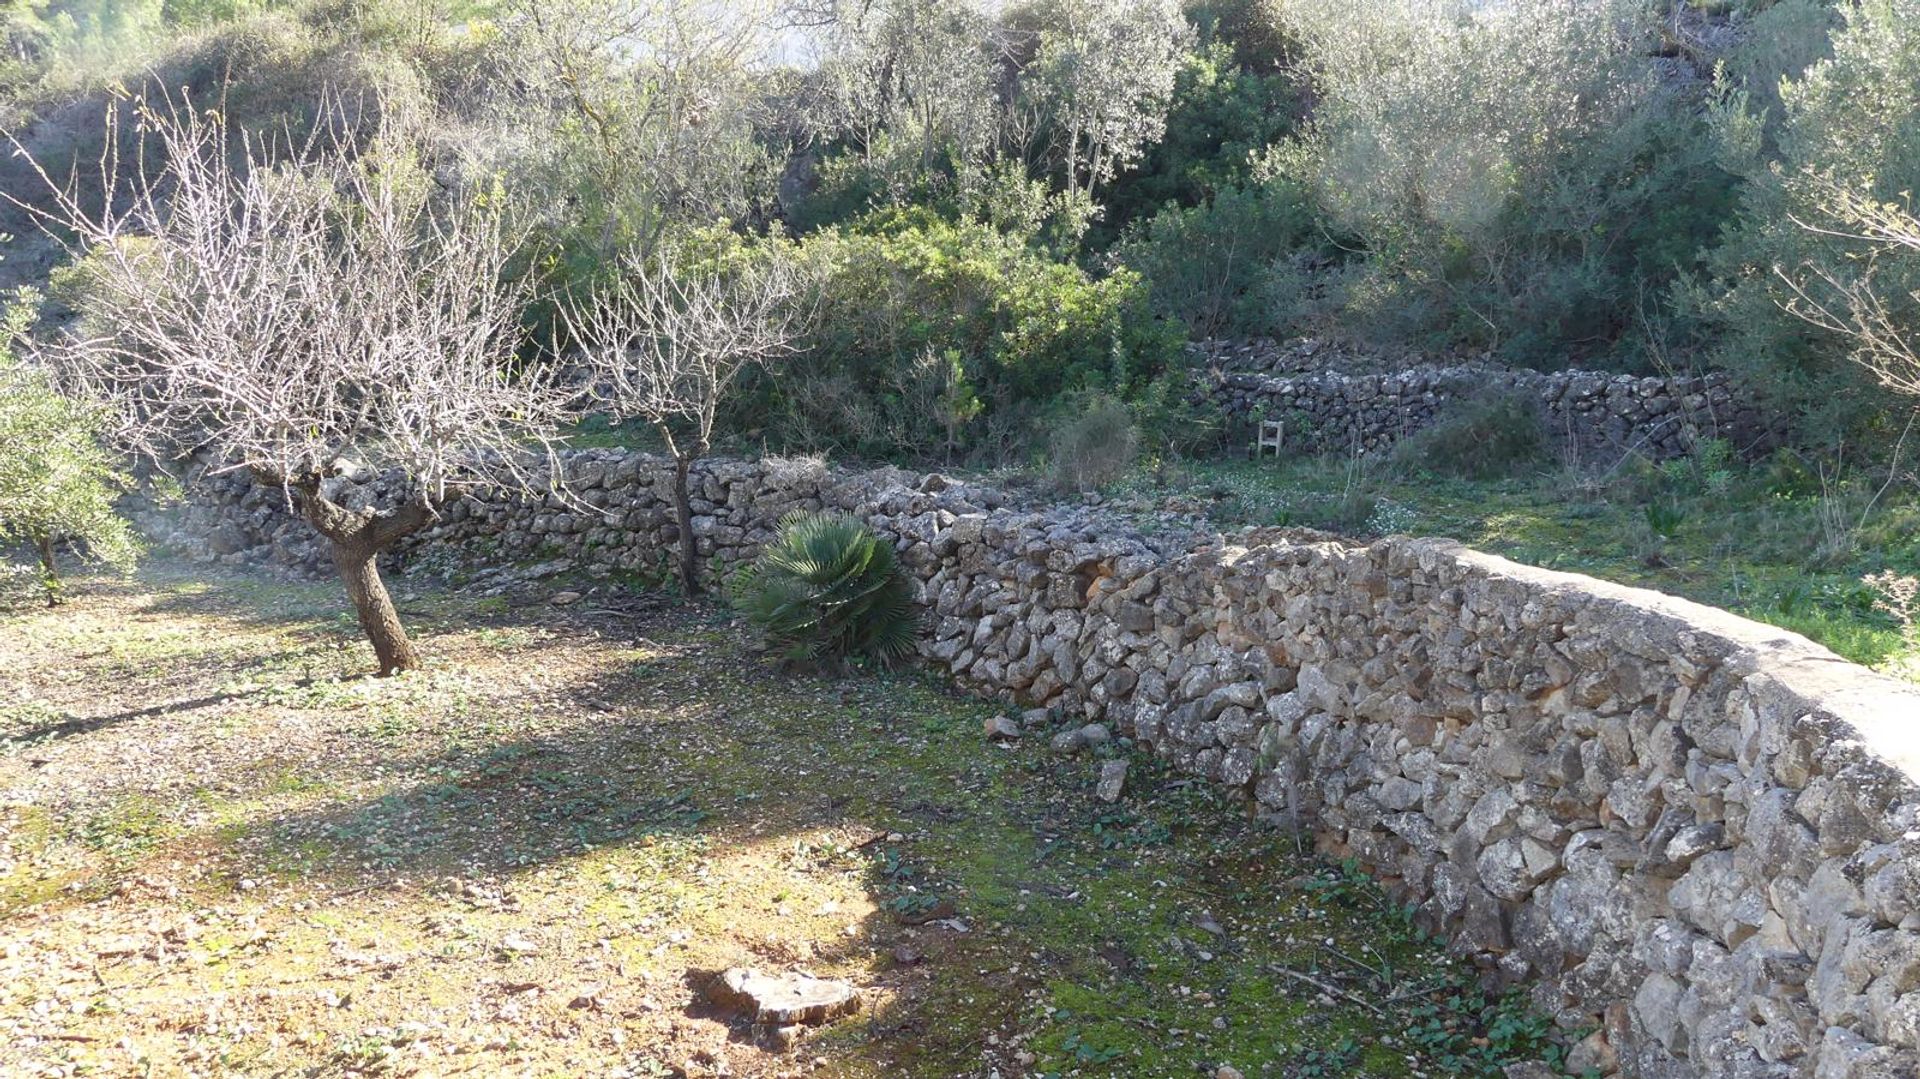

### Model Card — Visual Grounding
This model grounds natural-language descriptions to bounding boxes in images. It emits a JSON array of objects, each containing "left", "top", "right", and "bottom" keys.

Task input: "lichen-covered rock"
[{"left": 705, "top": 968, "right": 859, "bottom": 1026}]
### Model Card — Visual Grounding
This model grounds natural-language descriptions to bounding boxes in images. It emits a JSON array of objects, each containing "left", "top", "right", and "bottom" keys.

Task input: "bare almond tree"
[
  {"left": 1780, "top": 178, "right": 1920, "bottom": 401},
  {"left": 9, "top": 97, "right": 575, "bottom": 674},
  {"left": 565, "top": 241, "right": 812, "bottom": 595}
]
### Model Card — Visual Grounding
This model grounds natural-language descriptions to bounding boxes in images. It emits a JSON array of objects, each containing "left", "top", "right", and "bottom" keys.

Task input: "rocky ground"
[{"left": 0, "top": 564, "right": 1571, "bottom": 1078}]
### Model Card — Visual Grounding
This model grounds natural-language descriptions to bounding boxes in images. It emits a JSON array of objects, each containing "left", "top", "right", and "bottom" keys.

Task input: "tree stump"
[{"left": 706, "top": 968, "right": 861, "bottom": 1026}]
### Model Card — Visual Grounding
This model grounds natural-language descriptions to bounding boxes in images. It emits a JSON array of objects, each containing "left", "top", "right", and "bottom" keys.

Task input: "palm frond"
[{"left": 731, "top": 511, "right": 920, "bottom": 667}]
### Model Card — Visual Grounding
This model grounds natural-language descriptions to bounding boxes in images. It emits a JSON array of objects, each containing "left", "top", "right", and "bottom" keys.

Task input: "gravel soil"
[{"left": 0, "top": 564, "right": 1561, "bottom": 1078}]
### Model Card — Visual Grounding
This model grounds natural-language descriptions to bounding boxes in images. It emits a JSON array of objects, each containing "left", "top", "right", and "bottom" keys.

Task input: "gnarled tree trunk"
[
  {"left": 287, "top": 475, "right": 434, "bottom": 676},
  {"left": 331, "top": 540, "right": 418, "bottom": 675}
]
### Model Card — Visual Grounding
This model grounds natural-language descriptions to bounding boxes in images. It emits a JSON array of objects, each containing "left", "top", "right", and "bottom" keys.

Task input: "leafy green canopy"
[
  {"left": 730, "top": 511, "right": 917, "bottom": 666},
  {"left": 1701, "top": 0, "right": 1920, "bottom": 436},
  {"left": 1276, "top": 0, "right": 1734, "bottom": 366},
  {"left": 736, "top": 209, "right": 1184, "bottom": 461},
  {"left": 1092, "top": 38, "right": 1299, "bottom": 246},
  {"left": 0, "top": 289, "right": 140, "bottom": 597}
]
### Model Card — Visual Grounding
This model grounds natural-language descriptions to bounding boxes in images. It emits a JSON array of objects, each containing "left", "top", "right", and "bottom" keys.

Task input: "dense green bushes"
[
  {"left": 9, "top": 0, "right": 1920, "bottom": 465},
  {"left": 1114, "top": 179, "right": 1321, "bottom": 338},
  {"left": 1101, "top": 0, "right": 1751, "bottom": 370},
  {"left": 1698, "top": 0, "right": 1920, "bottom": 437},
  {"left": 1268, "top": 0, "right": 1735, "bottom": 367},
  {"left": 1093, "top": 39, "right": 1300, "bottom": 244},
  {"left": 738, "top": 210, "right": 1185, "bottom": 462}
]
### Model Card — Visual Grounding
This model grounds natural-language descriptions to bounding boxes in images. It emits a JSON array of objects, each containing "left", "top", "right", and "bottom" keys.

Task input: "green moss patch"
[{"left": 0, "top": 565, "right": 1576, "bottom": 1077}]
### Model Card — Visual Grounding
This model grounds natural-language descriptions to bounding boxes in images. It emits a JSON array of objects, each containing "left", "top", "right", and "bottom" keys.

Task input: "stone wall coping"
[{"left": 1407, "top": 537, "right": 1920, "bottom": 782}]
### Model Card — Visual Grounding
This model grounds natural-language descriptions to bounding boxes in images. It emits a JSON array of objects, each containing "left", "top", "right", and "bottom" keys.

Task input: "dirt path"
[{"left": 0, "top": 564, "right": 1565, "bottom": 1078}]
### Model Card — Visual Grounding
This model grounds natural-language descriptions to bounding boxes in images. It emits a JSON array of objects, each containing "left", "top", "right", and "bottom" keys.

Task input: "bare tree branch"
[
  {"left": 1778, "top": 173, "right": 1920, "bottom": 402},
  {"left": 6, "top": 89, "right": 578, "bottom": 673},
  {"left": 564, "top": 237, "right": 814, "bottom": 593}
]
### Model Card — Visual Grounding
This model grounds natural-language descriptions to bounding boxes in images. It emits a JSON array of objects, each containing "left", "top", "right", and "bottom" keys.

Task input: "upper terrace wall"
[{"left": 1192, "top": 340, "right": 1775, "bottom": 460}]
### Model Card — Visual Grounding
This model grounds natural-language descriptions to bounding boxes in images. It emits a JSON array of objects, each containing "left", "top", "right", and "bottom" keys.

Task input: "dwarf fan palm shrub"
[{"left": 731, "top": 512, "right": 918, "bottom": 665}]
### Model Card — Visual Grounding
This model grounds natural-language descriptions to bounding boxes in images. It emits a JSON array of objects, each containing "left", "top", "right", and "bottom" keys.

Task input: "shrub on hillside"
[
  {"left": 1113, "top": 180, "right": 1322, "bottom": 338},
  {"left": 737, "top": 209, "right": 1185, "bottom": 462},
  {"left": 730, "top": 512, "right": 918, "bottom": 667},
  {"left": 1131, "top": 369, "right": 1226, "bottom": 461},
  {"left": 1092, "top": 39, "right": 1301, "bottom": 244},
  {"left": 1049, "top": 394, "right": 1140, "bottom": 491},
  {"left": 1700, "top": 0, "right": 1920, "bottom": 439},
  {"left": 0, "top": 289, "right": 140, "bottom": 605},
  {"left": 1278, "top": 0, "right": 1733, "bottom": 366},
  {"left": 1392, "top": 392, "right": 1547, "bottom": 481}
]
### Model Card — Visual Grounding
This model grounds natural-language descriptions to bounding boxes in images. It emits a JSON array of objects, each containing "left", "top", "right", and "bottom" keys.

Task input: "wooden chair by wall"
[{"left": 1251, "top": 420, "right": 1284, "bottom": 459}]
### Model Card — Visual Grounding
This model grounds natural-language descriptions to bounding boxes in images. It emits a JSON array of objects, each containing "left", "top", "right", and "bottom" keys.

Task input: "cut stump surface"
[{"left": 708, "top": 968, "right": 861, "bottom": 1026}]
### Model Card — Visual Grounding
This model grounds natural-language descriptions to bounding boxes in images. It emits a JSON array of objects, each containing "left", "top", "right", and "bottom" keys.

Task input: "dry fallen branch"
[{"left": 1266, "top": 963, "right": 1389, "bottom": 1017}]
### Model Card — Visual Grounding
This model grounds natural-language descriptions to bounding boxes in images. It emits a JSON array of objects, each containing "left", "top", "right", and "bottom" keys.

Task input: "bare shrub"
[
  {"left": 1049, "top": 394, "right": 1138, "bottom": 491},
  {"left": 564, "top": 234, "right": 814, "bottom": 595}
]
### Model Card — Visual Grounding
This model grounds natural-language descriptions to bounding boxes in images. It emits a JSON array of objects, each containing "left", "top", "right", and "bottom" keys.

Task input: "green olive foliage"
[
  {"left": 0, "top": 289, "right": 140, "bottom": 604},
  {"left": 737, "top": 209, "right": 1185, "bottom": 462},
  {"left": 1700, "top": 0, "right": 1920, "bottom": 436},
  {"left": 1092, "top": 38, "right": 1300, "bottom": 246},
  {"left": 1277, "top": 0, "right": 1736, "bottom": 367}
]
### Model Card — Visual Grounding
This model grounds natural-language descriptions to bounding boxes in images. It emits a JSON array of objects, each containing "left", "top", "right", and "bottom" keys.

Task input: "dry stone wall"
[
  {"left": 1211, "top": 366, "right": 1769, "bottom": 461},
  {"left": 150, "top": 451, "right": 1920, "bottom": 1079},
  {"left": 1189, "top": 339, "right": 1773, "bottom": 460}
]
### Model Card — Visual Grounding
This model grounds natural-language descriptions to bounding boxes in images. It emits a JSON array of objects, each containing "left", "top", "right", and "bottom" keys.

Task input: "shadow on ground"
[{"left": 0, "top": 564, "right": 1576, "bottom": 1079}]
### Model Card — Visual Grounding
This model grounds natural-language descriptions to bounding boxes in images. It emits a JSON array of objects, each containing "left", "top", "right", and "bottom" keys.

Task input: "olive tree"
[
  {"left": 802, "top": 0, "right": 1003, "bottom": 196},
  {"left": 0, "top": 286, "right": 139, "bottom": 606},
  {"left": 1278, "top": 0, "right": 1687, "bottom": 357},
  {"left": 499, "top": 0, "right": 781, "bottom": 263},
  {"left": 1708, "top": 0, "right": 1920, "bottom": 426},
  {"left": 1020, "top": 0, "right": 1192, "bottom": 203},
  {"left": 11, "top": 99, "right": 574, "bottom": 673},
  {"left": 563, "top": 236, "right": 812, "bottom": 596}
]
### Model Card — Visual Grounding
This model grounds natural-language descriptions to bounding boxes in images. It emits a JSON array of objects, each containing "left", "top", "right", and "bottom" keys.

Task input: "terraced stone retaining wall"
[
  {"left": 1188, "top": 341, "right": 1773, "bottom": 460},
  {"left": 150, "top": 452, "right": 1920, "bottom": 1079},
  {"left": 1210, "top": 366, "right": 1771, "bottom": 460}
]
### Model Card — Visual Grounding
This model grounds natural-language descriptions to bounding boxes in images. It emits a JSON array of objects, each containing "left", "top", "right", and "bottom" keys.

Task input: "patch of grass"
[
  {"left": 559, "top": 414, "right": 660, "bottom": 451},
  {"left": 1109, "top": 450, "right": 1920, "bottom": 677},
  {"left": 0, "top": 805, "right": 80, "bottom": 914},
  {"left": 77, "top": 795, "right": 174, "bottom": 861},
  {"left": 0, "top": 698, "right": 67, "bottom": 745}
]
